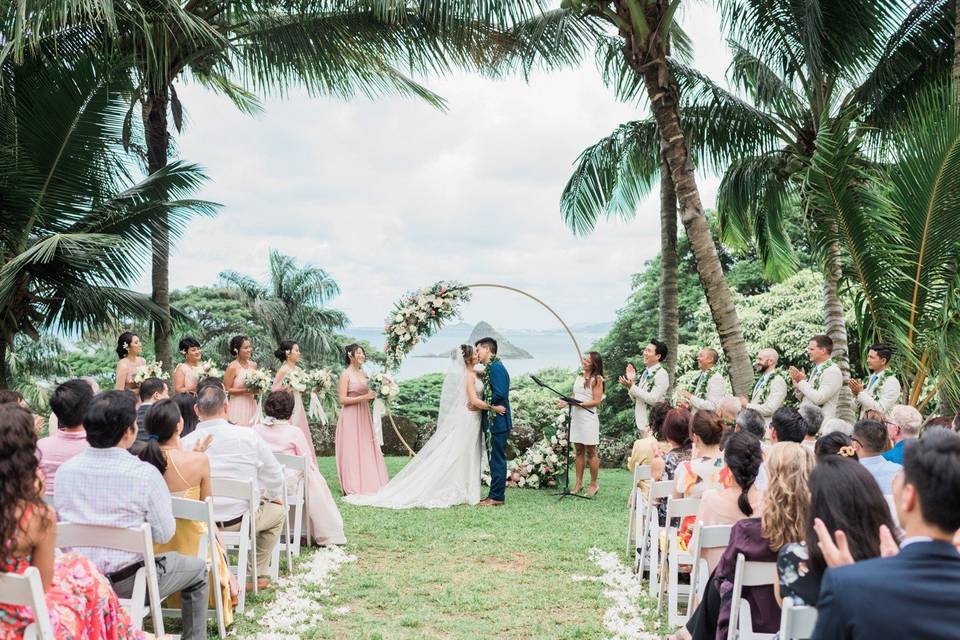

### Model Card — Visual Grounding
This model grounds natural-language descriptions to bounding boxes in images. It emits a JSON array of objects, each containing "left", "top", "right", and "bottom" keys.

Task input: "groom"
[{"left": 475, "top": 337, "right": 512, "bottom": 507}]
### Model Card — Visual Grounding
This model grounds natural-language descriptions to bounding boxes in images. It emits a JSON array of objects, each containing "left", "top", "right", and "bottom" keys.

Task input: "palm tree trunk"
[
  {"left": 0, "top": 339, "right": 8, "bottom": 389},
  {"left": 954, "top": 0, "right": 960, "bottom": 86},
  {"left": 658, "top": 154, "right": 679, "bottom": 391},
  {"left": 823, "top": 239, "right": 854, "bottom": 420},
  {"left": 143, "top": 89, "right": 172, "bottom": 372}
]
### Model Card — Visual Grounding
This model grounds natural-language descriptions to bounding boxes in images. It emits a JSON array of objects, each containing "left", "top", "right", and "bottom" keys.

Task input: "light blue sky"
[{"left": 154, "top": 6, "right": 731, "bottom": 331}]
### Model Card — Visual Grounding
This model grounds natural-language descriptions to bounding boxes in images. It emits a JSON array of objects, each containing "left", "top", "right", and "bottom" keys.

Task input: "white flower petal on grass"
[{"left": 571, "top": 548, "right": 656, "bottom": 640}]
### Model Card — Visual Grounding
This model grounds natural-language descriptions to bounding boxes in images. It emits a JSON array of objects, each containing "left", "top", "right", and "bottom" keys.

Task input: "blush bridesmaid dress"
[{"left": 335, "top": 375, "right": 388, "bottom": 495}]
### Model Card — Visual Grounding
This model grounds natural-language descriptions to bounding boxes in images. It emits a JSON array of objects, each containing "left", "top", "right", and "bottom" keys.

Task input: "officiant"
[{"left": 558, "top": 352, "right": 605, "bottom": 498}]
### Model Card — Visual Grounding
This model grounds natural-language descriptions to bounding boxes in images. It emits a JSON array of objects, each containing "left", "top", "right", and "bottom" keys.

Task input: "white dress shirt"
[
  {"left": 627, "top": 364, "right": 669, "bottom": 433},
  {"left": 855, "top": 369, "right": 902, "bottom": 418},
  {"left": 55, "top": 447, "right": 175, "bottom": 574},
  {"left": 796, "top": 362, "right": 843, "bottom": 420},
  {"left": 181, "top": 418, "right": 284, "bottom": 521},
  {"left": 687, "top": 368, "right": 728, "bottom": 412},
  {"left": 746, "top": 371, "right": 788, "bottom": 424}
]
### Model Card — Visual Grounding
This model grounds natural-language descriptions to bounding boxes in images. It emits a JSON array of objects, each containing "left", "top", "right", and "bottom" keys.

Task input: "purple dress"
[{"left": 714, "top": 517, "right": 781, "bottom": 639}]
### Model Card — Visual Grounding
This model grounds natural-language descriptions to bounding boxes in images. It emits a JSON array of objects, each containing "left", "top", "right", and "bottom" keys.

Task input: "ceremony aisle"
[{"left": 233, "top": 456, "right": 668, "bottom": 639}]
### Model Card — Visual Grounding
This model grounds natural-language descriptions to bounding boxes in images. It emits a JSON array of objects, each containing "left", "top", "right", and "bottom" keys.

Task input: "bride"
[{"left": 343, "top": 345, "right": 493, "bottom": 509}]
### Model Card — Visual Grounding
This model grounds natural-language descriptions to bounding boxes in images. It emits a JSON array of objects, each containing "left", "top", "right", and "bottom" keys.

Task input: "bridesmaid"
[
  {"left": 224, "top": 335, "right": 259, "bottom": 426},
  {"left": 113, "top": 331, "right": 146, "bottom": 391},
  {"left": 335, "top": 344, "right": 388, "bottom": 496},
  {"left": 173, "top": 336, "right": 202, "bottom": 394},
  {"left": 272, "top": 340, "right": 317, "bottom": 462}
]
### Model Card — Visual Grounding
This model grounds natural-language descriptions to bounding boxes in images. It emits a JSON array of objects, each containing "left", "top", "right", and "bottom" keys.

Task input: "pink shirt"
[
  {"left": 254, "top": 420, "right": 314, "bottom": 490},
  {"left": 695, "top": 485, "right": 765, "bottom": 572},
  {"left": 37, "top": 429, "right": 89, "bottom": 495}
]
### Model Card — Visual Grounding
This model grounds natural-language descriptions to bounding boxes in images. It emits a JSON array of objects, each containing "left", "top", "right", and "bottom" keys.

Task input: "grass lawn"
[{"left": 232, "top": 456, "right": 667, "bottom": 639}]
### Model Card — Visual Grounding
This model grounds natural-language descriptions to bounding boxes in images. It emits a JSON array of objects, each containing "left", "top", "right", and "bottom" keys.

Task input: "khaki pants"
[{"left": 222, "top": 501, "right": 285, "bottom": 577}]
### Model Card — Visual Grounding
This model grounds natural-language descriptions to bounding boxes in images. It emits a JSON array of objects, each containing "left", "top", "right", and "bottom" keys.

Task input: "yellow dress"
[{"left": 154, "top": 476, "right": 234, "bottom": 626}]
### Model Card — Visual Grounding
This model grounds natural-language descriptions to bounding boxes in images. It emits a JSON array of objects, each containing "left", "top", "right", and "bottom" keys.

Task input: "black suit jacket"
[
  {"left": 135, "top": 403, "right": 152, "bottom": 441},
  {"left": 811, "top": 540, "right": 960, "bottom": 639}
]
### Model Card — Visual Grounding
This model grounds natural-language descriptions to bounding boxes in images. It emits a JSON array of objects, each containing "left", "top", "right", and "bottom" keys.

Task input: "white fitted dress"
[{"left": 569, "top": 376, "right": 600, "bottom": 445}]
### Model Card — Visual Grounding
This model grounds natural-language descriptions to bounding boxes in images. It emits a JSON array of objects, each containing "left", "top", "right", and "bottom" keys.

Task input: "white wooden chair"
[
  {"left": 635, "top": 479, "right": 674, "bottom": 597},
  {"left": 0, "top": 567, "right": 55, "bottom": 640},
  {"left": 657, "top": 496, "right": 701, "bottom": 626},
  {"left": 727, "top": 553, "right": 777, "bottom": 640},
  {"left": 168, "top": 496, "right": 227, "bottom": 638},
  {"left": 687, "top": 522, "right": 733, "bottom": 613},
  {"left": 778, "top": 600, "right": 817, "bottom": 640},
  {"left": 210, "top": 478, "right": 257, "bottom": 614},
  {"left": 267, "top": 468, "right": 294, "bottom": 581},
  {"left": 274, "top": 453, "right": 309, "bottom": 556},
  {"left": 56, "top": 523, "right": 163, "bottom": 636},
  {"left": 625, "top": 464, "right": 651, "bottom": 560}
]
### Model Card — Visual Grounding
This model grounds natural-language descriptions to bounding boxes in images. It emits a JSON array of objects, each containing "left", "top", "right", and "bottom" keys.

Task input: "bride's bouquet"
[
  {"left": 244, "top": 368, "right": 273, "bottom": 396},
  {"left": 133, "top": 360, "right": 168, "bottom": 384},
  {"left": 281, "top": 368, "right": 309, "bottom": 394},
  {"left": 194, "top": 360, "right": 223, "bottom": 380}
]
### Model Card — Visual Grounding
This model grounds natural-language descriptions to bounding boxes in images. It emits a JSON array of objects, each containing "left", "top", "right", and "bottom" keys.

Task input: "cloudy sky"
[{"left": 157, "top": 6, "right": 731, "bottom": 332}]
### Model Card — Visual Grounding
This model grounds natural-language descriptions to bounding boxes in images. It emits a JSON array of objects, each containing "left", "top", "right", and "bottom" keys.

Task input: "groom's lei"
[{"left": 478, "top": 355, "right": 501, "bottom": 424}]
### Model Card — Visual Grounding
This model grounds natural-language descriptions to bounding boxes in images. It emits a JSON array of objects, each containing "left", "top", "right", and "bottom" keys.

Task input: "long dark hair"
[
  {"left": 173, "top": 393, "right": 199, "bottom": 437},
  {"left": 0, "top": 405, "right": 47, "bottom": 547},
  {"left": 136, "top": 399, "right": 182, "bottom": 474},
  {"left": 806, "top": 456, "right": 899, "bottom": 581},
  {"left": 583, "top": 351, "right": 604, "bottom": 390},
  {"left": 724, "top": 432, "right": 763, "bottom": 517}
]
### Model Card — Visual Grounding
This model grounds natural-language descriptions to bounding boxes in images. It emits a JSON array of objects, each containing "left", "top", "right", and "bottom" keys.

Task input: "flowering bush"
[
  {"left": 133, "top": 360, "right": 168, "bottom": 384},
  {"left": 506, "top": 412, "right": 569, "bottom": 489},
  {"left": 194, "top": 360, "right": 222, "bottom": 380},
  {"left": 383, "top": 281, "right": 471, "bottom": 370},
  {"left": 244, "top": 368, "right": 274, "bottom": 395},
  {"left": 369, "top": 371, "right": 400, "bottom": 405}
]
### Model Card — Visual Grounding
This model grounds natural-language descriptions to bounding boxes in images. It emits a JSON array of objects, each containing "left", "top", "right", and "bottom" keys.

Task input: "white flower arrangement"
[
  {"left": 281, "top": 368, "right": 309, "bottom": 393},
  {"left": 383, "top": 281, "right": 471, "bottom": 370},
  {"left": 132, "top": 360, "right": 168, "bottom": 384},
  {"left": 194, "top": 360, "right": 222, "bottom": 380},
  {"left": 244, "top": 368, "right": 274, "bottom": 395},
  {"left": 502, "top": 411, "right": 569, "bottom": 490},
  {"left": 303, "top": 368, "right": 337, "bottom": 398},
  {"left": 368, "top": 371, "right": 400, "bottom": 404}
]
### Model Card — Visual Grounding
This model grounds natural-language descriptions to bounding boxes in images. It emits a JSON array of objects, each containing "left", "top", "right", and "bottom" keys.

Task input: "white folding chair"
[
  {"left": 210, "top": 478, "right": 257, "bottom": 614},
  {"left": 778, "top": 600, "right": 817, "bottom": 640},
  {"left": 625, "top": 464, "right": 651, "bottom": 560},
  {"left": 687, "top": 522, "right": 733, "bottom": 614},
  {"left": 274, "top": 453, "right": 309, "bottom": 555},
  {"left": 0, "top": 567, "right": 55, "bottom": 640},
  {"left": 657, "top": 497, "right": 701, "bottom": 626},
  {"left": 267, "top": 468, "right": 294, "bottom": 581},
  {"left": 727, "top": 553, "right": 777, "bottom": 640},
  {"left": 169, "top": 496, "right": 227, "bottom": 638},
  {"left": 56, "top": 523, "right": 163, "bottom": 636},
  {"left": 636, "top": 480, "right": 674, "bottom": 596}
]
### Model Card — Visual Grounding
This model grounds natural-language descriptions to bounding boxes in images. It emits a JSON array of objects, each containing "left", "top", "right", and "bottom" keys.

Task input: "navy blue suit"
[
  {"left": 482, "top": 359, "right": 512, "bottom": 502},
  {"left": 811, "top": 540, "right": 960, "bottom": 639}
]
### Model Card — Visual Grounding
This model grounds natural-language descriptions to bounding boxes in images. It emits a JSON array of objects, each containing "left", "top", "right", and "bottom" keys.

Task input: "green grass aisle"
[{"left": 233, "top": 457, "right": 668, "bottom": 639}]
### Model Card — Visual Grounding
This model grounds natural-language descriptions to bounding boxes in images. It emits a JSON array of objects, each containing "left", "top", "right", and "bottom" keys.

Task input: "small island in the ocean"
[{"left": 419, "top": 321, "right": 534, "bottom": 359}]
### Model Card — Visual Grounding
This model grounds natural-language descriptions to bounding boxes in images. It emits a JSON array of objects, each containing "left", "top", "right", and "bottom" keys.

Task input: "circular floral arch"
[{"left": 380, "top": 281, "right": 584, "bottom": 455}]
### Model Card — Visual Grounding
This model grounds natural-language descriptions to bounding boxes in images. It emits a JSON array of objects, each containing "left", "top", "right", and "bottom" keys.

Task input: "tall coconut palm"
[
  {"left": 220, "top": 251, "right": 348, "bottom": 361},
  {"left": 0, "top": 51, "right": 218, "bottom": 388}
]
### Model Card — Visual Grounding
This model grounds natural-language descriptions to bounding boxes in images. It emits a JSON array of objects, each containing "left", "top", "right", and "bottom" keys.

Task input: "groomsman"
[
  {"left": 619, "top": 339, "right": 670, "bottom": 435},
  {"left": 790, "top": 334, "right": 844, "bottom": 420},
  {"left": 849, "top": 343, "right": 901, "bottom": 418},
  {"left": 678, "top": 348, "right": 728, "bottom": 412},
  {"left": 740, "top": 348, "right": 788, "bottom": 424}
]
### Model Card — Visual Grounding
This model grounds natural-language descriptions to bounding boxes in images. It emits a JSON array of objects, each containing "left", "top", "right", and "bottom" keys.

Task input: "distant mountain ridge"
[{"left": 422, "top": 321, "right": 533, "bottom": 359}]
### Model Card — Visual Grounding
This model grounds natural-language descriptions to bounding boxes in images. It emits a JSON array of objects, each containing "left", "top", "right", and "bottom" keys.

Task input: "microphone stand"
[{"left": 531, "top": 375, "right": 594, "bottom": 501}]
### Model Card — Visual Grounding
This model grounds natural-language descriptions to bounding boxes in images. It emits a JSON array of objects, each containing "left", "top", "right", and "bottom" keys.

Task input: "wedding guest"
[
  {"left": 678, "top": 348, "right": 728, "bottom": 413},
  {"left": 563, "top": 351, "right": 604, "bottom": 497},
  {"left": 741, "top": 348, "right": 788, "bottom": 424},
  {"left": 814, "top": 431, "right": 857, "bottom": 459},
  {"left": 651, "top": 408, "right": 692, "bottom": 524},
  {"left": 255, "top": 390, "right": 346, "bottom": 545},
  {"left": 850, "top": 343, "right": 901, "bottom": 419},
  {"left": 853, "top": 419, "right": 902, "bottom": 494},
  {"left": 37, "top": 379, "right": 93, "bottom": 495},
  {"left": 619, "top": 339, "right": 669, "bottom": 436},
  {"left": 0, "top": 404, "right": 146, "bottom": 639},
  {"left": 696, "top": 432, "right": 764, "bottom": 572},
  {"left": 335, "top": 344, "right": 388, "bottom": 495},
  {"left": 0, "top": 389, "right": 46, "bottom": 434},
  {"left": 921, "top": 413, "right": 960, "bottom": 433},
  {"left": 717, "top": 396, "right": 742, "bottom": 432},
  {"left": 113, "top": 331, "right": 145, "bottom": 391},
  {"left": 136, "top": 399, "right": 235, "bottom": 625},
  {"left": 224, "top": 335, "right": 260, "bottom": 427},
  {"left": 674, "top": 411, "right": 725, "bottom": 499},
  {"left": 174, "top": 392, "right": 200, "bottom": 438},
  {"left": 811, "top": 429, "right": 960, "bottom": 639},
  {"left": 789, "top": 334, "right": 843, "bottom": 420},
  {"left": 272, "top": 340, "right": 315, "bottom": 459},
  {"left": 769, "top": 406, "right": 807, "bottom": 444},
  {"left": 55, "top": 390, "right": 209, "bottom": 640},
  {"left": 882, "top": 404, "right": 922, "bottom": 464},
  {"left": 173, "top": 336, "right": 203, "bottom": 394},
  {"left": 181, "top": 385, "right": 285, "bottom": 588},
  {"left": 799, "top": 404, "right": 823, "bottom": 446},
  {"left": 135, "top": 377, "right": 169, "bottom": 438},
  {"left": 776, "top": 455, "right": 896, "bottom": 608},
  {"left": 819, "top": 417, "right": 853, "bottom": 436},
  {"left": 627, "top": 401, "right": 670, "bottom": 495},
  {"left": 733, "top": 408, "right": 765, "bottom": 440},
  {"left": 47, "top": 377, "right": 101, "bottom": 432}
]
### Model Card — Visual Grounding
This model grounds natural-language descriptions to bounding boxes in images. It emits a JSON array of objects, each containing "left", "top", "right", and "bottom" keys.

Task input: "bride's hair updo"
[{"left": 460, "top": 344, "right": 474, "bottom": 365}]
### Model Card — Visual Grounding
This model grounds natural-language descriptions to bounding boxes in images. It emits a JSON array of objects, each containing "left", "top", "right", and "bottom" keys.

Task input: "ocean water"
[{"left": 348, "top": 324, "right": 608, "bottom": 380}]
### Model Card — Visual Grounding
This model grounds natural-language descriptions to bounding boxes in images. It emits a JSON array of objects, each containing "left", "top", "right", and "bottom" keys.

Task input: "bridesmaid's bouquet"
[
  {"left": 281, "top": 368, "right": 309, "bottom": 394},
  {"left": 133, "top": 360, "right": 168, "bottom": 384},
  {"left": 304, "top": 368, "right": 336, "bottom": 399},
  {"left": 244, "top": 369, "right": 273, "bottom": 395},
  {"left": 194, "top": 360, "right": 223, "bottom": 380},
  {"left": 369, "top": 371, "right": 400, "bottom": 405}
]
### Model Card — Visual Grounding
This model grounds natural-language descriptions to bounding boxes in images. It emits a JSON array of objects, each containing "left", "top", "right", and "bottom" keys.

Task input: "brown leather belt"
[{"left": 215, "top": 514, "right": 244, "bottom": 529}]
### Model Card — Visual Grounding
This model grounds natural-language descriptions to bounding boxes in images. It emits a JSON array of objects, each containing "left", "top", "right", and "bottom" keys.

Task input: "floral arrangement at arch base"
[
  {"left": 383, "top": 281, "right": 471, "bottom": 370},
  {"left": 483, "top": 411, "right": 570, "bottom": 490}
]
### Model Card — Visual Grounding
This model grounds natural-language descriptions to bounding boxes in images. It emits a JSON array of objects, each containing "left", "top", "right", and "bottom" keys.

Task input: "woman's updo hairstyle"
[
  {"left": 344, "top": 343, "right": 363, "bottom": 366},
  {"left": 137, "top": 399, "right": 183, "bottom": 474},
  {"left": 264, "top": 390, "right": 295, "bottom": 421},
  {"left": 460, "top": 344, "right": 474, "bottom": 366},
  {"left": 229, "top": 335, "right": 249, "bottom": 356},
  {"left": 691, "top": 411, "right": 724, "bottom": 446},
  {"left": 275, "top": 340, "right": 297, "bottom": 362},
  {"left": 724, "top": 431, "right": 763, "bottom": 517},
  {"left": 116, "top": 331, "right": 137, "bottom": 359},
  {"left": 178, "top": 336, "right": 201, "bottom": 355}
]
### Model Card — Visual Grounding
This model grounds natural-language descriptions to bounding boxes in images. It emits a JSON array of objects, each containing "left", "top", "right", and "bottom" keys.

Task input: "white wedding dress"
[{"left": 343, "top": 355, "right": 483, "bottom": 509}]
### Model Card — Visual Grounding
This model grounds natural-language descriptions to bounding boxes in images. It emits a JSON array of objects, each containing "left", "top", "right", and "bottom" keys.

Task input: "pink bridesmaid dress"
[
  {"left": 228, "top": 366, "right": 260, "bottom": 426},
  {"left": 175, "top": 363, "right": 199, "bottom": 394},
  {"left": 335, "top": 376, "right": 388, "bottom": 495},
  {"left": 273, "top": 366, "right": 317, "bottom": 462},
  {"left": 254, "top": 420, "right": 346, "bottom": 545}
]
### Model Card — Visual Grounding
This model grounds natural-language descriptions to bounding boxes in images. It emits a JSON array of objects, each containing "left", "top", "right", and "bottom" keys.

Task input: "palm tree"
[
  {"left": 220, "top": 251, "right": 348, "bottom": 362},
  {"left": 0, "top": 51, "right": 218, "bottom": 388}
]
